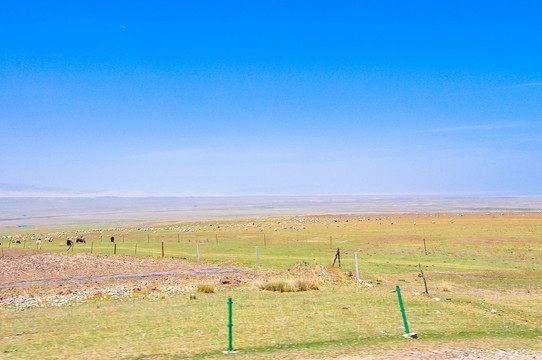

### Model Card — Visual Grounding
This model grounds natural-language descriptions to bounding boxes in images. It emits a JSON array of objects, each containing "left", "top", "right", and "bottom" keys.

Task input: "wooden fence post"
[
  {"left": 423, "top": 239, "right": 428, "bottom": 255},
  {"left": 419, "top": 263, "right": 429, "bottom": 295},
  {"left": 331, "top": 248, "right": 341, "bottom": 267}
]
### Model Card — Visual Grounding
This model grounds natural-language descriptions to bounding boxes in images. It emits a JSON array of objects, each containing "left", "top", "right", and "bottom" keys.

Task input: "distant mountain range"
[{"left": 0, "top": 183, "right": 78, "bottom": 197}]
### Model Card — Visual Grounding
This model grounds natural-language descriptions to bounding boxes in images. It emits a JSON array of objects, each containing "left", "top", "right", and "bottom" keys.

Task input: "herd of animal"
[
  {"left": 65, "top": 236, "right": 86, "bottom": 247},
  {"left": 1, "top": 234, "right": 111, "bottom": 249}
]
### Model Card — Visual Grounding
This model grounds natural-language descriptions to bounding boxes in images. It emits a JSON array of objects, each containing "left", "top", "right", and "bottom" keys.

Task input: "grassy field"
[{"left": 1, "top": 212, "right": 542, "bottom": 359}]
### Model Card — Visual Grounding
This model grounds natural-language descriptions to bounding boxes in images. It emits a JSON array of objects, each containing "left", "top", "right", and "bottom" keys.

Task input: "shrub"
[
  {"left": 258, "top": 277, "right": 319, "bottom": 292},
  {"left": 197, "top": 284, "right": 215, "bottom": 293}
]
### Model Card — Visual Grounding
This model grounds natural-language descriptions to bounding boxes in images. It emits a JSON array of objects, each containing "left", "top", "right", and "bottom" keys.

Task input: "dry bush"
[
  {"left": 438, "top": 281, "right": 452, "bottom": 292},
  {"left": 197, "top": 284, "right": 215, "bottom": 293},
  {"left": 258, "top": 276, "right": 319, "bottom": 292}
]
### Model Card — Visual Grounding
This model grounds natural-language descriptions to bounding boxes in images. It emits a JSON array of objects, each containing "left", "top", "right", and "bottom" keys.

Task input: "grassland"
[{"left": 1, "top": 212, "right": 541, "bottom": 359}]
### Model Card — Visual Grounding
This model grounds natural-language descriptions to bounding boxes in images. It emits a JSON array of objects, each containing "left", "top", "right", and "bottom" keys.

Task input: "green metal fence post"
[
  {"left": 396, "top": 285, "right": 410, "bottom": 334},
  {"left": 227, "top": 297, "right": 233, "bottom": 351}
]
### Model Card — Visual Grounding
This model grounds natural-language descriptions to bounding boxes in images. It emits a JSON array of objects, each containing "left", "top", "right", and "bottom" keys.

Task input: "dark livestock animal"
[
  {"left": 76, "top": 236, "right": 86, "bottom": 243},
  {"left": 67, "top": 239, "right": 73, "bottom": 246},
  {"left": 110, "top": 236, "right": 115, "bottom": 243}
]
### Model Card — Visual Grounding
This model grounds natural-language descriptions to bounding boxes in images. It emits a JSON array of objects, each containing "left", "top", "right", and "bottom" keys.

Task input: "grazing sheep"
[
  {"left": 66, "top": 238, "right": 73, "bottom": 246},
  {"left": 110, "top": 236, "right": 115, "bottom": 243},
  {"left": 76, "top": 236, "right": 86, "bottom": 243},
  {"left": 36, "top": 238, "right": 42, "bottom": 249}
]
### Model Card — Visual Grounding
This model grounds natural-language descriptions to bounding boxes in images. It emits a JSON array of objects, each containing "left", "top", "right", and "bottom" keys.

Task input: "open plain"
[{"left": 1, "top": 211, "right": 541, "bottom": 359}]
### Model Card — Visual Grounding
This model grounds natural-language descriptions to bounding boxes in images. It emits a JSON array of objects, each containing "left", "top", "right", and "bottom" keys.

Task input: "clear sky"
[{"left": 1, "top": 1, "right": 541, "bottom": 196}]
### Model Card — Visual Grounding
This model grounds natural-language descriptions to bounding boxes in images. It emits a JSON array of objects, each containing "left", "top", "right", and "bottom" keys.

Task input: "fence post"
[
  {"left": 91, "top": 242, "right": 93, "bottom": 254},
  {"left": 114, "top": 244, "right": 117, "bottom": 255},
  {"left": 419, "top": 263, "right": 429, "bottom": 295},
  {"left": 196, "top": 244, "right": 200, "bottom": 261},
  {"left": 161, "top": 240, "right": 164, "bottom": 258},
  {"left": 256, "top": 246, "right": 260, "bottom": 266},
  {"left": 227, "top": 297, "right": 233, "bottom": 351},
  {"left": 331, "top": 248, "right": 341, "bottom": 267},
  {"left": 396, "top": 285, "right": 410, "bottom": 334},
  {"left": 423, "top": 239, "right": 428, "bottom": 255},
  {"left": 354, "top": 252, "right": 359, "bottom": 282}
]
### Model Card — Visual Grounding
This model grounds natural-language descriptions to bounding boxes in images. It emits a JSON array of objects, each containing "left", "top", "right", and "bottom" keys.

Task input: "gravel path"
[{"left": 332, "top": 348, "right": 542, "bottom": 360}]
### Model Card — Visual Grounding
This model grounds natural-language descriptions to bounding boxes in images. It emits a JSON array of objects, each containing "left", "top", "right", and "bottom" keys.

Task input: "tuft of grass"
[
  {"left": 197, "top": 284, "right": 215, "bottom": 293},
  {"left": 258, "top": 277, "right": 319, "bottom": 292},
  {"left": 439, "top": 281, "right": 452, "bottom": 292}
]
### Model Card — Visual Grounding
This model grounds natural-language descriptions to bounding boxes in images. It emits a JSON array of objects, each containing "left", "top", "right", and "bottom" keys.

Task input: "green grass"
[
  {"left": 1, "top": 284, "right": 540, "bottom": 359},
  {"left": 1, "top": 213, "right": 542, "bottom": 358}
]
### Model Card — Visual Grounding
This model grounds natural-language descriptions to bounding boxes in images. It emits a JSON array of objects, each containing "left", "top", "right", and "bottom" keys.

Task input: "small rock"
[
  {"left": 432, "top": 297, "right": 441, "bottom": 301},
  {"left": 402, "top": 332, "right": 418, "bottom": 339}
]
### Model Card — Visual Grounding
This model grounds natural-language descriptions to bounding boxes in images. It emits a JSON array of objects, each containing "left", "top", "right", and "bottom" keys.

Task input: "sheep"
[
  {"left": 66, "top": 238, "right": 73, "bottom": 246},
  {"left": 36, "top": 238, "right": 42, "bottom": 249},
  {"left": 76, "top": 236, "right": 86, "bottom": 243}
]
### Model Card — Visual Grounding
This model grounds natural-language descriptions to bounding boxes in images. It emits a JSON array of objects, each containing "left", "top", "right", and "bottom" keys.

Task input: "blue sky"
[{"left": 1, "top": 1, "right": 541, "bottom": 196}]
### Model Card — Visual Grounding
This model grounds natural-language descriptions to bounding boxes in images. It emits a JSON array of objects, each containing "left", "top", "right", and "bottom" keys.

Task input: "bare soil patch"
[
  {"left": 0, "top": 250, "right": 267, "bottom": 300},
  {"left": 0, "top": 249, "right": 252, "bottom": 283}
]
